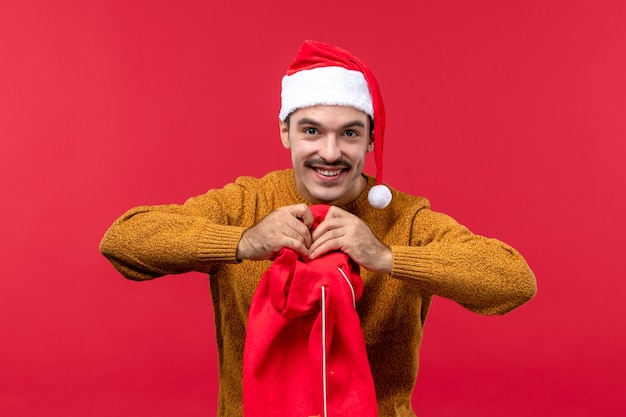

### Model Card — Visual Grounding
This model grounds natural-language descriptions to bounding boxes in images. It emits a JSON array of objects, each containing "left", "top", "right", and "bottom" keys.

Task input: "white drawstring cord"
[
  {"left": 337, "top": 267, "right": 356, "bottom": 309},
  {"left": 321, "top": 285, "right": 328, "bottom": 417},
  {"left": 321, "top": 268, "right": 356, "bottom": 417}
]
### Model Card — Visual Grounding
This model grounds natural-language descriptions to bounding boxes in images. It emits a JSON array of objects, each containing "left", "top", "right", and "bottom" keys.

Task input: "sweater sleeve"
[
  {"left": 99, "top": 182, "right": 252, "bottom": 281},
  {"left": 390, "top": 209, "right": 537, "bottom": 315}
]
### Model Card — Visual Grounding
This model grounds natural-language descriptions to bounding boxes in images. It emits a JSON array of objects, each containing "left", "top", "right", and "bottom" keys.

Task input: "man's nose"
[{"left": 318, "top": 135, "right": 341, "bottom": 162}]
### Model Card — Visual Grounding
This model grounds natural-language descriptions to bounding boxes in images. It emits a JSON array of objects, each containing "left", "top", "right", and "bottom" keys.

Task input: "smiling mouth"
[
  {"left": 305, "top": 159, "right": 352, "bottom": 178},
  {"left": 315, "top": 168, "right": 344, "bottom": 177}
]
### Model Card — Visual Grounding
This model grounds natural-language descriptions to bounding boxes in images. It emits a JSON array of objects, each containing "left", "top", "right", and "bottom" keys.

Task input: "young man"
[{"left": 100, "top": 40, "right": 536, "bottom": 417}]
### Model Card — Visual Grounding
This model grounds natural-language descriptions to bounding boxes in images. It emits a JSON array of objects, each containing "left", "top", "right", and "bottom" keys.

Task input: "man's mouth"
[
  {"left": 315, "top": 168, "right": 344, "bottom": 178},
  {"left": 305, "top": 159, "right": 352, "bottom": 179}
]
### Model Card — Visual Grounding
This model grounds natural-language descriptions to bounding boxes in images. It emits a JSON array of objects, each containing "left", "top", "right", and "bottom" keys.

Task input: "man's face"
[{"left": 280, "top": 105, "right": 373, "bottom": 206}]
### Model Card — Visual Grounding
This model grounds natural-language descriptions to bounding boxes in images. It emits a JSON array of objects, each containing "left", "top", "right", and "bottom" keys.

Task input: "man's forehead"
[{"left": 290, "top": 105, "right": 370, "bottom": 121}]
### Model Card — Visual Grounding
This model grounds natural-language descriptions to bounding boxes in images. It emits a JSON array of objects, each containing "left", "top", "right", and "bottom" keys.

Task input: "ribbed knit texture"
[{"left": 100, "top": 169, "right": 536, "bottom": 417}]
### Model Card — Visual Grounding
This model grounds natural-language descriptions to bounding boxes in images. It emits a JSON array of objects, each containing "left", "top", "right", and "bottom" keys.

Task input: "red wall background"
[{"left": 1, "top": 1, "right": 624, "bottom": 416}]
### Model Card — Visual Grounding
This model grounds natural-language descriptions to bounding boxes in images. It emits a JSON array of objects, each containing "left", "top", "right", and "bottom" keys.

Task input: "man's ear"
[
  {"left": 279, "top": 119, "right": 290, "bottom": 149},
  {"left": 367, "top": 134, "right": 374, "bottom": 153}
]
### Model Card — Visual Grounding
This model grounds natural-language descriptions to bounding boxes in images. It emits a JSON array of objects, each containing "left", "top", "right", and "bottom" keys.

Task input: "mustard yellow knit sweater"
[{"left": 100, "top": 169, "right": 536, "bottom": 417}]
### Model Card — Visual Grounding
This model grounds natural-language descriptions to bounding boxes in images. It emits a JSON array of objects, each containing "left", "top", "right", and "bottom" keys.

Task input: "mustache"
[{"left": 304, "top": 158, "right": 353, "bottom": 170}]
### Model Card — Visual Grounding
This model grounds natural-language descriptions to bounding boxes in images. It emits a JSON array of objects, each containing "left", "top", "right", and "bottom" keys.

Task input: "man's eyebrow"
[
  {"left": 341, "top": 120, "right": 367, "bottom": 129},
  {"left": 296, "top": 118, "right": 322, "bottom": 126},
  {"left": 295, "top": 118, "right": 366, "bottom": 129}
]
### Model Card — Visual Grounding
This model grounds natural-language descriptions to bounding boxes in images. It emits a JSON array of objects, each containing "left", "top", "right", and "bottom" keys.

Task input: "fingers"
[
  {"left": 280, "top": 204, "right": 313, "bottom": 248},
  {"left": 282, "top": 220, "right": 312, "bottom": 258},
  {"left": 310, "top": 206, "right": 350, "bottom": 243},
  {"left": 308, "top": 232, "right": 339, "bottom": 260},
  {"left": 282, "top": 237, "right": 310, "bottom": 260},
  {"left": 309, "top": 210, "right": 352, "bottom": 259},
  {"left": 236, "top": 204, "right": 313, "bottom": 261},
  {"left": 282, "top": 203, "right": 314, "bottom": 229},
  {"left": 307, "top": 206, "right": 392, "bottom": 272},
  {"left": 239, "top": 204, "right": 392, "bottom": 272}
]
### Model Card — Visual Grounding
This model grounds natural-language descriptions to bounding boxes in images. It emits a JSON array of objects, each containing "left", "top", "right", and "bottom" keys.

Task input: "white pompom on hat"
[{"left": 279, "top": 40, "right": 392, "bottom": 209}]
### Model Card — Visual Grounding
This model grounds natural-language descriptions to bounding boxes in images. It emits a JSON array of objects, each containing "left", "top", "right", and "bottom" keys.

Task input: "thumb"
[{"left": 287, "top": 203, "right": 314, "bottom": 229}]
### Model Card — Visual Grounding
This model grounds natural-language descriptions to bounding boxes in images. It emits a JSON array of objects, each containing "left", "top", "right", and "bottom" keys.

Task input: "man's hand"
[
  {"left": 308, "top": 206, "right": 392, "bottom": 273},
  {"left": 236, "top": 204, "right": 314, "bottom": 261}
]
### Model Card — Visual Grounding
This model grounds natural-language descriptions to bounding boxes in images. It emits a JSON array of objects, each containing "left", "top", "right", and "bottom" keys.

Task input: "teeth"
[{"left": 316, "top": 168, "right": 341, "bottom": 177}]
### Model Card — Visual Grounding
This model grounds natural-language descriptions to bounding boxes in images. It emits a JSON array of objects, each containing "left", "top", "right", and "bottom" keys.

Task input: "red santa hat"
[{"left": 279, "top": 40, "right": 392, "bottom": 209}]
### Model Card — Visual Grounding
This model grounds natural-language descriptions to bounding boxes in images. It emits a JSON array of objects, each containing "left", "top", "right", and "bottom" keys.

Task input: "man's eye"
[
  {"left": 305, "top": 127, "right": 318, "bottom": 135},
  {"left": 344, "top": 129, "right": 357, "bottom": 137}
]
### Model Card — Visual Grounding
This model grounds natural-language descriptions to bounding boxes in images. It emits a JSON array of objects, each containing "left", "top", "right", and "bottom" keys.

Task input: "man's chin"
[{"left": 308, "top": 189, "right": 347, "bottom": 205}]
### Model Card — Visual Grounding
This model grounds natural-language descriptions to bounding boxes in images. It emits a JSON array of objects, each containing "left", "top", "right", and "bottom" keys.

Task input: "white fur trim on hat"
[{"left": 279, "top": 66, "right": 374, "bottom": 121}]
